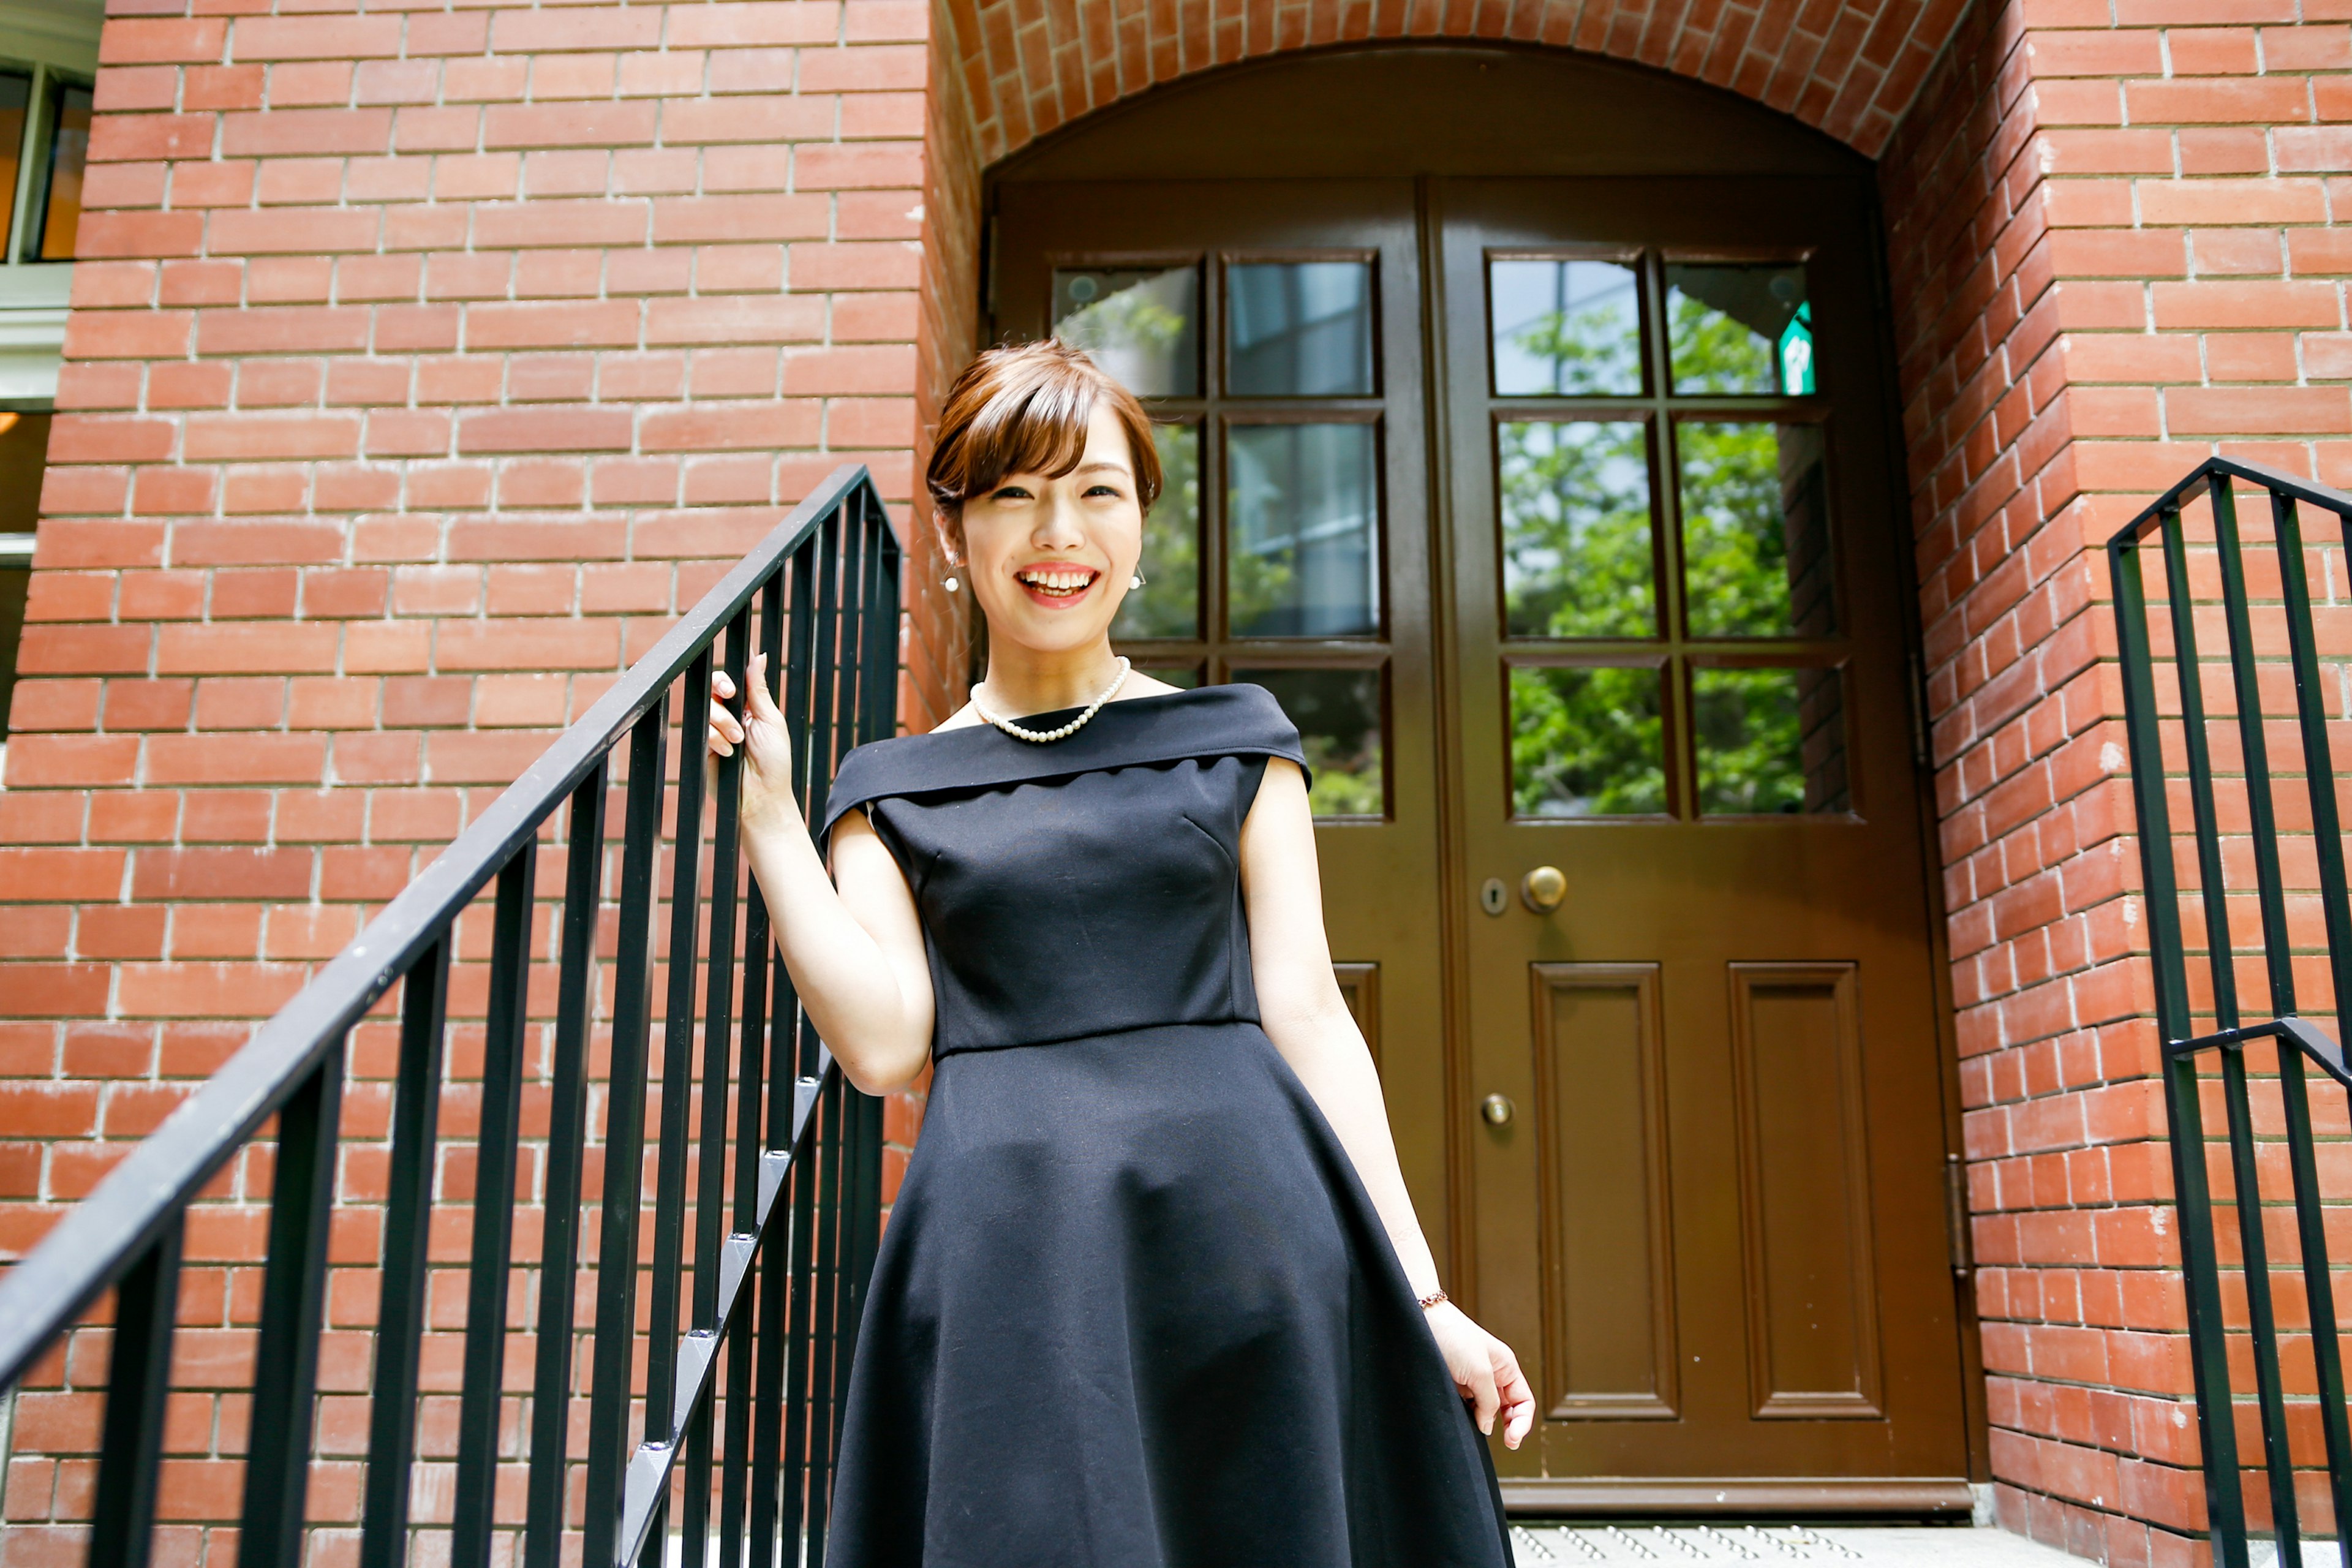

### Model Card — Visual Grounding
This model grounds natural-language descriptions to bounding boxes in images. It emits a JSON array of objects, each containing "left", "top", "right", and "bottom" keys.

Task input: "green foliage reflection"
[
  {"left": 1510, "top": 666, "right": 1665, "bottom": 816},
  {"left": 1692, "top": 667, "right": 1803, "bottom": 814},
  {"left": 1114, "top": 423, "right": 1200, "bottom": 639},
  {"left": 1499, "top": 420, "right": 1654, "bottom": 638}
]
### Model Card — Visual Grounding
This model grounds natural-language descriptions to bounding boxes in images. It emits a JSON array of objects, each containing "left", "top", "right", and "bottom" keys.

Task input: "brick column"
[{"left": 1884, "top": 0, "right": 2351, "bottom": 1558}]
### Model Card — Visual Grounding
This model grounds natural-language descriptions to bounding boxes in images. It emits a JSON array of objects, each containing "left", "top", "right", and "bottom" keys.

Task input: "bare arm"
[
  {"left": 1240, "top": 758, "right": 1534, "bottom": 1447},
  {"left": 710, "top": 658, "right": 934, "bottom": 1094}
]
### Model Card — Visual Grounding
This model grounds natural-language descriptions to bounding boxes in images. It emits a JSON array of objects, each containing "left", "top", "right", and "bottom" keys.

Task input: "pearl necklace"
[{"left": 970, "top": 658, "right": 1133, "bottom": 743}]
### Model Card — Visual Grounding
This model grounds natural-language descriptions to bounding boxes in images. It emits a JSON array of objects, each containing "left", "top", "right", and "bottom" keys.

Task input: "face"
[{"left": 952, "top": 400, "right": 1144, "bottom": 657}]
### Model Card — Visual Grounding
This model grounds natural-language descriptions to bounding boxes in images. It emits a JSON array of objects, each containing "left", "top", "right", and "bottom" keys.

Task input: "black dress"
[{"left": 817, "top": 683, "right": 1513, "bottom": 1568}]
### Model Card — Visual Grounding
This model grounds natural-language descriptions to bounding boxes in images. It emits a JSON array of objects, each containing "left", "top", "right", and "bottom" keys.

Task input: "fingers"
[
  {"left": 744, "top": 651, "right": 785, "bottom": 722},
  {"left": 712, "top": 669, "right": 736, "bottom": 700},
  {"left": 1463, "top": 1355, "right": 1501, "bottom": 1437},
  {"left": 1492, "top": 1342, "right": 1536, "bottom": 1449}
]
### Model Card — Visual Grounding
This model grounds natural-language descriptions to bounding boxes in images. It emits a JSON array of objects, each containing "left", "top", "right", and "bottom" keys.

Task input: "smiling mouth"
[{"left": 1016, "top": 566, "right": 1100, "bottom": 600}]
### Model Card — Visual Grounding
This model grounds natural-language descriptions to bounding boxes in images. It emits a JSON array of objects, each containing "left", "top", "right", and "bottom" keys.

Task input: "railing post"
[
  {"left": 2111, "top": 513, "right": 2250, "bottom": 1568},
  {"left": 88, "top": 1219, "right": 184, "bottom": 1568}
]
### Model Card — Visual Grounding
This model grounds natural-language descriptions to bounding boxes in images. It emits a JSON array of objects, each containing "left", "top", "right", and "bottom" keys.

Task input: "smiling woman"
[{"left": 703, "top": 339, "right": 1532, "bottom": 1566}]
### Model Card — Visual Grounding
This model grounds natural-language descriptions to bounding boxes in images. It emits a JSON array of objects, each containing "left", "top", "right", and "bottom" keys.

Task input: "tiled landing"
[{"left": 1509, "top": 1523, "right": 2095, "bottom": 1565}]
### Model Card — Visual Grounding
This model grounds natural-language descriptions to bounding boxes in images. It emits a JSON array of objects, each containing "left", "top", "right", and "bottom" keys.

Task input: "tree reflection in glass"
[
  {"left": 1498, "top": 420, "right": 1654, "bottom": 639},
  {"left": 1489, "top": 259, "right": 1642, "bottom": 396},
  {"left": 1227, "top": 423, "right": 1381, "bottom": 638},
  {"left": 1665, "top": 264, "right": 1808, "bottom": 396},
  {"left": 1052, "top": 266, "right": 1200, "bottom": 398},
  {"left": 1234, "top": 666, "right": 1385, "bottom": 818},
  {"left": 1678, "top": 421, "right": 1831, "bottom": 638},
  {"left": 1693, "top": 666, "right": 1847, "bottom": 814},
  {"left": 1114, "top": 423, "right": 1201, "bottom": 639},
  {"left": 1509, "top": 665, "right": 1665, "bottom": 817}
]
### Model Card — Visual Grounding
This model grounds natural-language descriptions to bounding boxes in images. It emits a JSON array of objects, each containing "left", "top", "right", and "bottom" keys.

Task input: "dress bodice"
[{"left": 820, "top": 685, "right": 1308, "bottom": 1057}]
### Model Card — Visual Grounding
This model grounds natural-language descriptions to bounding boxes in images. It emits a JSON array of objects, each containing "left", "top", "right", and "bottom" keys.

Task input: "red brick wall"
[{"left": 1883, "top": 0, "right": 2352, "bottom": 1556}]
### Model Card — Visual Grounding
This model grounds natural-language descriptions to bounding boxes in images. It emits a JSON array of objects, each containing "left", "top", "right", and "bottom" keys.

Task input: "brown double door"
[{"left": 993, "top": 175, "right": 1970, "bottom": 1504}]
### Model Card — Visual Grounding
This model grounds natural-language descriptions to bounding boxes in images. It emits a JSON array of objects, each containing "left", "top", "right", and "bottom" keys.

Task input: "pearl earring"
[
  {"left": 943, "top": 564, "right": 960, "bottom": 593},
  {"left": 1130, "top": 572, "right": 1146, "bottom": 590}
]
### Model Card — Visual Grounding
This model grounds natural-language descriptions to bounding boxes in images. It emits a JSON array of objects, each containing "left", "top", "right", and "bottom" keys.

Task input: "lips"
[{"left": 1014, "top": 564, "right": 1101, "bottom": 606}]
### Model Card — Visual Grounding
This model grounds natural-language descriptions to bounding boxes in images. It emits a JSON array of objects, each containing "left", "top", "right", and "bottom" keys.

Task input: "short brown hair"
[{"left": 926, "top": 340, "right": 1164, "bottom": 524}]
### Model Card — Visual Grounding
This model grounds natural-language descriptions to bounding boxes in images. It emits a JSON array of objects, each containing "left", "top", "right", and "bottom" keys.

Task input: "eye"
[
  {"left": 990, "top": 483, "right": 1033, "bottom": 502},
  {"left": 1084, "top": 483, "right": 1123, "bottom": 498}
]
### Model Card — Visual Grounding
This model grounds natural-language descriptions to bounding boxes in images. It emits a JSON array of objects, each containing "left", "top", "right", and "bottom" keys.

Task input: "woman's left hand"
[{"left": 1425, "top": 1301, "right": 1536, "bottom": 1449}]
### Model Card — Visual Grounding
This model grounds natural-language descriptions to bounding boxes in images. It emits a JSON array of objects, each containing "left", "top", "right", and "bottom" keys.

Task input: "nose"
[{"left": 1032, "top": 484, "right": 1086, "bottom": 548}]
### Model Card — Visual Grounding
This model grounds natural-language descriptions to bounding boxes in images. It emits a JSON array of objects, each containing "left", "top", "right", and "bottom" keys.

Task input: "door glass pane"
[
  {"left": 1678, "top": 420, "right": 1832, "bottom": 638},
  {"left": 1227, "top": 422, "right": 1381, "bottom": 637},
  {"left": 1490, "top": 258, "right": 1642, "bottom": 396},
  {"left": 1114, "top": 422, "right": 1201, "bottom": 639},
  {"left": 1667, "top": 263, "right": 1811, "bottom": 395},
  {"left": 1510, "top": 665, "right": 1666, "bottom": 818},
  {"left": 0, "top": 72, "right": 31, "bottom": 249},
  {"left": 1498, "top": 420, "right": 1655, "bottom": 639},
  {"left": 1231, "top": 666, "right": 1384, "bottom": 818},
  {"left": 1227, "top": 262, "right": 1374, "bottom": 396},
  {"left": 1694, "top": 666, "right": 1847, "bottom": 815},
  {"left": 1053, "top": 265, "right": 1199, "bottom": 397},
  {"left": 33, "top": 80, "right": 91, "bottom": 263},
  {"left": 1137, "top": 664, "right": 1201, "bottom": 688}
]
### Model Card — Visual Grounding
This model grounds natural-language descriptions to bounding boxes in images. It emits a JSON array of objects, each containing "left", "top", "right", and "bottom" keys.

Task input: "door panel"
[
  {"left": 1531, "top": 962, "right": 1677, "bottom": 1422},
  {"left": 1438, "top": 177, "right": 1967, "bottom": 1491}
]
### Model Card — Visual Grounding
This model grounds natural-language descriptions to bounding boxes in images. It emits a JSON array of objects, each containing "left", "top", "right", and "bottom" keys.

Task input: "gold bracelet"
[{"left": 1418, "top": 1289, "right": 1448, "bottom": 1310}]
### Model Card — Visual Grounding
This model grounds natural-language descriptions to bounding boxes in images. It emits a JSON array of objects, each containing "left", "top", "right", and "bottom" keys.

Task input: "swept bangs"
[{"left": 927, "top": 340, "right": 1164, "bottom": 522}]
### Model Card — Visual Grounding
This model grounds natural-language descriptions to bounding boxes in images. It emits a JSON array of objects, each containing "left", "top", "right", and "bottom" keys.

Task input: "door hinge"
[{"left": 1944, "top": 1152, "right": 1971, "bottom": 1276}]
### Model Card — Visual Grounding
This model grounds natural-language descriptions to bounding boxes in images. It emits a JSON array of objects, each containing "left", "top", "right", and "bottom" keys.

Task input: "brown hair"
[{"left": 926, "top": 339, "right": 1163, "bottom": 525}]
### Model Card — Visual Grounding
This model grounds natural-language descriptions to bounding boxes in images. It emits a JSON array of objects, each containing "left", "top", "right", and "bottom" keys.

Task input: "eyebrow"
[{"left": 1076, "top": 459, "right": 1131, "bottom": 475}]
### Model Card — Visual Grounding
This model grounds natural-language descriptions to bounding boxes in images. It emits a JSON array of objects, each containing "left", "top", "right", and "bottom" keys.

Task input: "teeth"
[{"left": 1019, "top": 570, "right": 1093, "bottom": 592}]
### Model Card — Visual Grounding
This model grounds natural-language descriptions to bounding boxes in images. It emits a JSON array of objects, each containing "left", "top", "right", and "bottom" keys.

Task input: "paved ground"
[{"left": 1510, "top": 1523, "right": 2113, "bottom": 1564}]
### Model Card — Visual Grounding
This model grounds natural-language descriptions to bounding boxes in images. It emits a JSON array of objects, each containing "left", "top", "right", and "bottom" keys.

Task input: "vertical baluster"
[
  {"left": 2275, "top": 489, "right": 2352, "bottom": 1567},
  {"left": 527, "top": 765, "right": 609, "bottom": 1568},
  {"left": 684, "top": 609, "right": 753, "bottom": 1568},
  {"left": 644, "top": 652, "right": 714, "bottom": 1568},
  {"left": 453, "top": 842, "right": 540, "bottom": 1568},
  {"left": 360, "top": 935, "right": 454, "bottom": 1568},
  {"left": 89, "top": 1218, "right": 185, "bottom": 1568},
  {"left": 775, "top": 536, "right": 823, "bottom": 1567},
  {"left": 2204, "top": 480, "right": 2307, "bottom": 1551},
  {"left": 2113, "top": 514, "right": 2249, "bottom": 1568},
  {"left": 2164, "top": 499, "right": 2294, "bottom": 1551},
  {"left": 726, "top": 575, "right": 784, "bottom": 1568},
  {"left": 586, "top": 707, "right": 672, "bottom": 1568},
  {"left": 804, "top": 1072, "right": 843, "bottom": 1568},
  {"left": 749, "top": 565, "right": 796, "bottom": 1568},
  {"left": 238, "top": 1044, "right": 346, "bottom": 1568}
]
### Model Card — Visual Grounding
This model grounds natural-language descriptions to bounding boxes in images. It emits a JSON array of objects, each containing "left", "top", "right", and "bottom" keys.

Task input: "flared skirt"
[{"left": 823, "top": 1020, "right": 1514, "bottom": 1568}]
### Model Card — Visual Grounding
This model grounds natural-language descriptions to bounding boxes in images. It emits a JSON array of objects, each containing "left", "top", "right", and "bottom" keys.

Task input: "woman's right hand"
[{"left": 709, "top": 654, "right": 798, "bottom": 834}]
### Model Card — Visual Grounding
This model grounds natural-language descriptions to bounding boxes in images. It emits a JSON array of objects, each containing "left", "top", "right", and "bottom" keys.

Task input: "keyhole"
[{"left": 1479, "top": 878, "right": 1507, "bottom": 916}]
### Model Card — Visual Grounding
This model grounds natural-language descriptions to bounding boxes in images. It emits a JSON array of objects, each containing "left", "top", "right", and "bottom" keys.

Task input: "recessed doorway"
[{"left": 986, "top": 44, "right": 1976, "bottom": 1512}]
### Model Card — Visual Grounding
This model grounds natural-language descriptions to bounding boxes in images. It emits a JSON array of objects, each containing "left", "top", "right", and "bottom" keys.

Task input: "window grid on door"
[
  {"left": 1486, "top": 247, "right": 1852, "bottom": 823},
  {"left": 1054, "top": 251, "right": 1394, "bottom": 821}
]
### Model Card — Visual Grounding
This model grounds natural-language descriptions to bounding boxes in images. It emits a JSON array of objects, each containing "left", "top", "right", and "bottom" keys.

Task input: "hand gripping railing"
[
  {"left": 0, "top": 463, "right": 900, "bottom": 1568},
  {"left": 2109, "top": 456, "right": 2352, "bottom": 1568}
]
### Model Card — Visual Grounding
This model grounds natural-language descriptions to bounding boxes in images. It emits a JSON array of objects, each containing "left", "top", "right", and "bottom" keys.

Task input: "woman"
[{"left": 707, "top": 339, "right": 1531, "bottom": 1566}]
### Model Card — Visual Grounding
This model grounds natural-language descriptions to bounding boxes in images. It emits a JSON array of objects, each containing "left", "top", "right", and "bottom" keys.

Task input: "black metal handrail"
[
  {"left": 2109, "top": 456, "right": 2352, "bottom": 1568},
  {"left": 0, "top": 462, "right": 900, "bottom": 1568}
]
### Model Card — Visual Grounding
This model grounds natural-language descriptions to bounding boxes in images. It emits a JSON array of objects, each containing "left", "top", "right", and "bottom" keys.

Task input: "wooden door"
[
  {"left": 991, "top": 181, "right": 1459, "bottom": 1251},
  {"left": 1434, "top": 178, "right": 1970, "bottom": 1507}
]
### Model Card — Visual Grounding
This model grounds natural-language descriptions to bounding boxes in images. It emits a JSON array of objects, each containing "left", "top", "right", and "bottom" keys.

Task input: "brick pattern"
[
  {"left": 948, "top": 0, "right": 1970, "bottom": 161},
  {"left": 0, "top": 9, "right": 963, "bottom": 1548},
  {"left": 1883, "top": 0, "right": 2352, "bottom": 1558}
]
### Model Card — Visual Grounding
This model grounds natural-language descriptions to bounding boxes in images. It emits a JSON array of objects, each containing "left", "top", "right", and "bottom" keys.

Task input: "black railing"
[
  {"left": 0, "top": 463, "right": 900, "bottom": 1568},
  {"left": 2109, "top": 456, "right": 2352, "bottom": 1568}
]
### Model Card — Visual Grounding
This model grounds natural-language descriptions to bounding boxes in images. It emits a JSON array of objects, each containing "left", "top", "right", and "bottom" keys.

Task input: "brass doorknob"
[
  {"left": 1481, "top": 1093, "right": 1515, "bottom": 1126},
  {"left": 1521, "top": 865, "right": 1567, "bottom": 913}
]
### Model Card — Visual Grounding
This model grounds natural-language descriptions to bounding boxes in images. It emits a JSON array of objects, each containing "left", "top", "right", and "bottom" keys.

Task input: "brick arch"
[{"left": 946, "top": 0, "right": 1967, "bottom": 165}]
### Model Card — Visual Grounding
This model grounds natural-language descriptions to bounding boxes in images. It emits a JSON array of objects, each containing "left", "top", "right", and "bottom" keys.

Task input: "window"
[
  {"left": 0, "top": 66, "right": 89, "bottom": 265},
  {"left": 0, "top": 410, "right": 47, "bottom": 769}
]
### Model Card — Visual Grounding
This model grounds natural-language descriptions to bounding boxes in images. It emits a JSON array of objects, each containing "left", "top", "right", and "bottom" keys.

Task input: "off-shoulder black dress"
[{"left": 816, "top": 683, "right": 1512, "bottom": 1568}]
